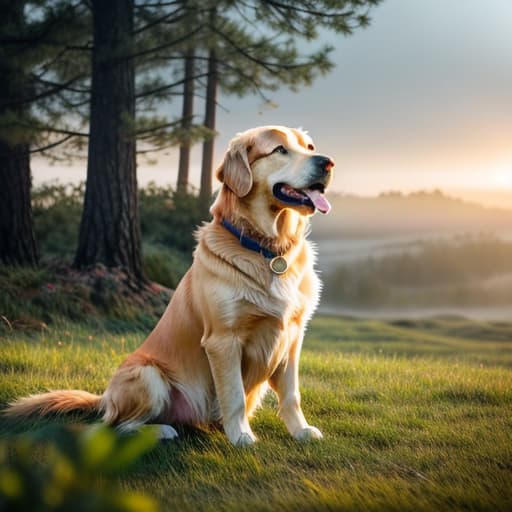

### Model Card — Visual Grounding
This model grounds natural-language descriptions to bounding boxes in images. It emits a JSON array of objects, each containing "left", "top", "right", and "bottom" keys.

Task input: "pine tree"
[
  {"left": 74, "top": 0, "right": 144, "bottom": 281},
  {"left": 0, "top": 0, "right": 380, "bottom": 273},
  {"left": 119, "top": 1, "right": 380, "bottom": 210},
  {"left": 0, "top": 1, "right": 38, "bottom": 266},
  {"left": 132, "top": 0, "right": 209, "bottom": 189},
  {"left": 194, "top": 0, "right": 381, "bottom": 209},
  {"left": 177, "top": 46, "right": 196, "bottom": 194},
  {"left": 0, "top": 0, "right": 89, "bottom": 265},
  {"left": 199, "top": 48, "right": 218, "bottom": 213}
]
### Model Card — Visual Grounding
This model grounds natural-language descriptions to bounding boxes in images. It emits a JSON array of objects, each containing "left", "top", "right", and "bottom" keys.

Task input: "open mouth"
[{"left": 272, "top": 183, "right": 331, "bottom": 214}]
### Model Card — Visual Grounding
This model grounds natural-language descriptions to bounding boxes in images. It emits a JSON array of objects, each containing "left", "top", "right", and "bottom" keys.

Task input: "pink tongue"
[{"left": 304, "top": 189, "right": 331, "bottom": 214}]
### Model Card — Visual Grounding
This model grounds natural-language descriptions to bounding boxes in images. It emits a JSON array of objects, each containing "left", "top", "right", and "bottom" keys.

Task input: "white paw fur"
[
  {"left": 294, "top": 426, "right": 323, "bottom": 441},
  {"left": 139, "top": 424, "right": 179, "bottom": 440},
  {"left": 235, "top": 432, "right": 257, "bottom": 446},
  {"left": 158, "top": 424, "right": 179, "bottom": 440}
]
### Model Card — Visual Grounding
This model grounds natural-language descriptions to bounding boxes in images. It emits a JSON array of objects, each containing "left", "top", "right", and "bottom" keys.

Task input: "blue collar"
[{"left": 221, "top": 219, "right": 277, "bottom": 259}]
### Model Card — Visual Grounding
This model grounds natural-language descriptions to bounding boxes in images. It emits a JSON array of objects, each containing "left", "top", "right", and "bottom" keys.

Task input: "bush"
[
  {"left": 143, "top": 245, "right": 190, "bottom": 290},
  {"left": 0, "top": 266, "right": 50, "bottom": 330},
  {"left": 0, "top": 263, "right": 172, "bottom": 333},
  {"left": 139, "top": 183, "right": 204, "bottom": 255},
  {"left": 32, "top": 183, "right": 84, "bottom": 258},
  {"left": 0, "top": 424, "right": 159, "bottom": 512},
  {"left": 32, "top": 181, "right": 202, "bottom": 273},
  {"left": 1, "top": 182, "right": 199, "bottom": 330}
]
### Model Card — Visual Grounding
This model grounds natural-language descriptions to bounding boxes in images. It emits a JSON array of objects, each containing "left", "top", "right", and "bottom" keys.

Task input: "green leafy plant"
[
  {"left": 32, "top": 183, "right": 84, "bottom": 259},
  {"left": 0, "top": 424, "right": 159, "bottom": 512},
  {"left": 139, "top": 183, "right": 203, "bottom": 255}
]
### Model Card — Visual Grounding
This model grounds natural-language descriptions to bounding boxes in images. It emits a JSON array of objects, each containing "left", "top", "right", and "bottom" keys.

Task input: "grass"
[{"left": 1, "top": 315, "right": 511, "bottom": 511}]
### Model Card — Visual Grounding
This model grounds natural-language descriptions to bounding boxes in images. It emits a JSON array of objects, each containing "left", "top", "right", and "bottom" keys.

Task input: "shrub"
[
  {"left": 32, "top": 181, "right": 203, "bottom": 270},
  {"left": 143, "top": 245, "right": 190, "bottom": 290},
  {"left": 139, "top": 183, "right": 204, "bottom": 255},
  {"left": 32, "top": 183, "right": 84, "bottom": 258},
  {"left": 0, "top": 424, "right": 159, "bottom": 512},
  {"left": 0, "top": 263, "right": 172, "bottom": 333}
]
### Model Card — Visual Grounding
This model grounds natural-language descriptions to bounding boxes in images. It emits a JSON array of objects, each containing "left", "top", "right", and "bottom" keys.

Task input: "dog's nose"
[{"left": 313, "top": 155, "right": 335, "bottom": 173}]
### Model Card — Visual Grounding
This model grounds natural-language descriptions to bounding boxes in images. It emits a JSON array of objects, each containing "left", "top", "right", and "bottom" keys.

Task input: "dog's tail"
[{"left": 4, "top": 390, "right": 102, "bottom": 418}]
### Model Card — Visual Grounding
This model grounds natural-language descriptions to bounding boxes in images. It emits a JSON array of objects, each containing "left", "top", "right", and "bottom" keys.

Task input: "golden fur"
[{"left": 5, "top": 125, "right": 334, "bottom": 445}]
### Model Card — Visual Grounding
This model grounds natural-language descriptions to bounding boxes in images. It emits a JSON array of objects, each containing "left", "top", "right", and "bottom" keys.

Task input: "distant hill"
[{"left": 312, "top": 190, "right": 512, "bottom": 239}]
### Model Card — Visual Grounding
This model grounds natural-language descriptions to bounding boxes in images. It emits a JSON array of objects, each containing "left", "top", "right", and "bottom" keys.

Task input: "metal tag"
[{"left": 269, "top": 256, "right": 288, "bottom": 275}]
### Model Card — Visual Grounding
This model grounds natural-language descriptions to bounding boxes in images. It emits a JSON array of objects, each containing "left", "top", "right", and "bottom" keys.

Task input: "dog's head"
[{"left": 211, "top": 126, "right": 334, "bottom": 238}]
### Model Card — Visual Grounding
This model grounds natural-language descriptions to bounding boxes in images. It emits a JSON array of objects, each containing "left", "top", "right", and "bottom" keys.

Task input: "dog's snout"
[{"left": 313, "top": 155, "right": 335, "bottom": 173}]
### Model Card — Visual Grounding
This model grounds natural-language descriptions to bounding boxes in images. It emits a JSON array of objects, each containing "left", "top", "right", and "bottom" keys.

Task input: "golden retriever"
[{"left": 6, "top": 125, "right": 334, "bottom": 446}]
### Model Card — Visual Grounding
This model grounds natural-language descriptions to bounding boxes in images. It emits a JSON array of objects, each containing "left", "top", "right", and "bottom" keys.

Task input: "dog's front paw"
[
  {"left": 235, "top": 432, "right": 257, "bottom": 447},
  {"left": 294, "top": 426, "right": 323, "bottom": 441}
]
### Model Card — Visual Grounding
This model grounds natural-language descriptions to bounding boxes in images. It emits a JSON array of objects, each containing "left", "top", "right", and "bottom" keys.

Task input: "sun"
[{"left": 491, "top": 167, "right": 512, "bottom": 188}]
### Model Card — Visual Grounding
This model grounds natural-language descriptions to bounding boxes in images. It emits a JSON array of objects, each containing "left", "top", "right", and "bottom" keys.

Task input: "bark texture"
[
  {"left": 199, "top": 49, "right": 218, "bottom": 214},
  {"left": 0, "top": 143, "right": 38, "bottom": 266},
  {"left": 0, "top": 0, "right": 38, "bottom": 266},
  {"left": 74, "top": 0, "right": 144, "bottom": 281},
  {"left": 177, "top": 47, "right": 195, "bottom": 194}
]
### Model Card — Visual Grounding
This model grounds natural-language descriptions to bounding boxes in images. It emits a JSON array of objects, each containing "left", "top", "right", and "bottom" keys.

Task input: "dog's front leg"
[
  {"left": 270, "top": 339, "right": 323, "bottom": 441},
  {"left": 203, "top": 333, "right": 256, "bottom": 446}
]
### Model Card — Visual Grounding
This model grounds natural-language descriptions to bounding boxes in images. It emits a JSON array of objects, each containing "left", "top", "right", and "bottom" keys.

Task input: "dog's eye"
[
  {"left": 307, "top": 144, "right": 315, "bottom": 151},
  {"left": 272, "top": 145, "right": 288, "bottom": 155}
]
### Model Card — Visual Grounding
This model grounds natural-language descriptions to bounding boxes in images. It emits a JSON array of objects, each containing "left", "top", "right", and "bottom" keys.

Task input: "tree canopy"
[{"left": 0, "top": 0, "right": 381, "bottom": 275}]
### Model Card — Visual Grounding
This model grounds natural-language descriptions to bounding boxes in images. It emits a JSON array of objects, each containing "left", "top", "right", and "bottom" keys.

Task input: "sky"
[{"left": 33, "top": 0, "right": 512, "bottom": 208}]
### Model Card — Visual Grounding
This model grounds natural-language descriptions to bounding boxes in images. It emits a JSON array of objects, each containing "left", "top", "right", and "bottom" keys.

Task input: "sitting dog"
[{"left": 6, "top": 125, "right": 334, "bottom": 446}]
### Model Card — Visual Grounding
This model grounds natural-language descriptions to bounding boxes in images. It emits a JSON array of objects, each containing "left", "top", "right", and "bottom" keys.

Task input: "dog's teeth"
[{"left": 281, "top": 185, "right": 305, "bottom": 200}]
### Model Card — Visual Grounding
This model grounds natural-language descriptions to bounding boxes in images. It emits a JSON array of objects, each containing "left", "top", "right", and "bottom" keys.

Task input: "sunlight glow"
[{"left": 491, "top": 167, "right": 512, "bottom": 188}]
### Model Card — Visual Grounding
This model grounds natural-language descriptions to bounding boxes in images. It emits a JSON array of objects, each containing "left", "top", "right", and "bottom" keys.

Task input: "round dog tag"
[{"left": 269, "top": 256, "right": 288, "bottom": 275}]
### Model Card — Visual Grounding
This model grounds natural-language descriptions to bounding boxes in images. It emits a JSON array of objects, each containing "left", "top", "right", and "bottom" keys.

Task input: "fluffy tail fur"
[{"left": 4, "top": 390, "right": 102, "bottom": 418}]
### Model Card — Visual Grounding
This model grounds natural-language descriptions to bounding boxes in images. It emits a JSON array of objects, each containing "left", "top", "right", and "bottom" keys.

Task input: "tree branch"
[
  {"left": 135, "top": 119, "right": 183, "bottom": 138},
  {"left": 209, "top": 25, "right": 318, "bottom": 73},
  {"left": 136, "top": 72, "right": 209, "bottom": 99},
  {"left": 29, "top": 134, "right": 75, "bottom": 154},
  {"left": 136, "top": 141, "right": 177, "bottom": 154},
  {"left": 262, "top": 0, "right": 354, "bottom": 19},
  {"left": 33, "top": 75, "right": 90, "bottom": 95},
  {"left": 134, "top": 6, "right": 185, "bottom": 35},
  {"left": 135, "top": 1, "right": 181, "bottom": 9},
  {"left": 1, "top": 74, "right": 88, "bottom": 108},
  {"left": 130, "top": 24, "right": 205, "bottom": 60},
  {"left": 38, "top": 126, "right": 89, "bottom": 137}
]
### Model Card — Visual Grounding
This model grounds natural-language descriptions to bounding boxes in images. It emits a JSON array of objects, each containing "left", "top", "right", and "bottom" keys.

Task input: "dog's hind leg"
[{"left": 100, "top": 364, "right": 177, "bottom": 439}]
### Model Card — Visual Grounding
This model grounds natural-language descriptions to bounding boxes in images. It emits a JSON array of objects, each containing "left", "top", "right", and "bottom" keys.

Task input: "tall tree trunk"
[
  {"left": 177, "top": 47, "right": 195, "bottom": 194},
  {"left": 74, "top": 0, "right": 144, "bottom": 281},
  {"left": 0, "top": 143, "right": 38, "bottom": 266},
  {"left": 0, "top": 0, "right": 38, "bottom": 266},
  {"left": 199, "top": 48, "right": 218, "bottom": 214}
]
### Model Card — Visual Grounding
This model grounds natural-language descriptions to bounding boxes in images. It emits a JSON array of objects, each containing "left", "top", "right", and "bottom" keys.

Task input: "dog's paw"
[
  {"left": 294, "top": 426, "right": 323, "bottom": 442},
  {"left": 136, "top": 424, "right": 179, "bottom": 441},
  {"left": 235, "top": 432, "right": 257, "bottom": 447},
  {"left": 157, "top": 424, "right": 179, "bottom": 440}
]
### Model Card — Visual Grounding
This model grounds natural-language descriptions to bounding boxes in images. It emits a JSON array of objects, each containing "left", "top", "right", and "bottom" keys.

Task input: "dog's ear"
[{"left": 216, "top": 142, "right": 253, "bottom": 198}]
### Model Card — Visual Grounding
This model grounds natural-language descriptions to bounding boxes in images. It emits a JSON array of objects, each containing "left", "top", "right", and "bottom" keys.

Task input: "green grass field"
[{"left": 1, "top": 316, "right": 511, "bottom": 511}]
